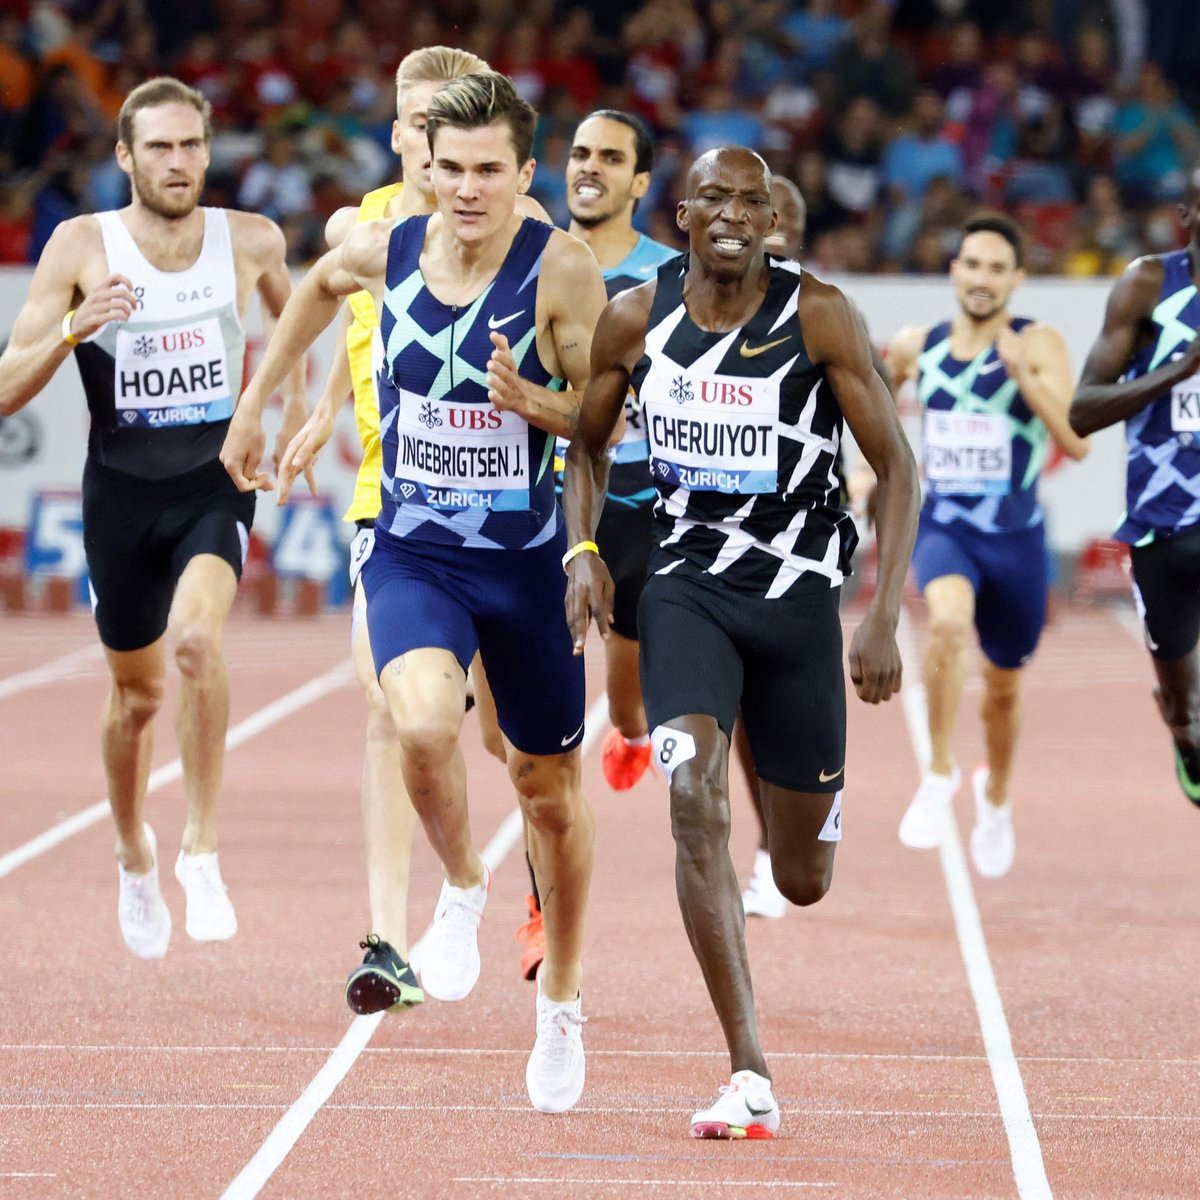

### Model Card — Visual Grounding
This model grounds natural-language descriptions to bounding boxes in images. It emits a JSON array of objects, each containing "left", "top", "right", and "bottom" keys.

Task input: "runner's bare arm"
[
  {"left": 277, "top": 304, "right": 353, "bottom": 504},
  {"left": 0, "top": 218, "right": 134, "bottom": 416},
  {"left": 1070, "top": 257, "right": 1200, "bottom": 435},
  {"left": 486, "top": 233, "right": 608, "bottom": 438},
  {"left": 221, "top": 220, "right": 388, "bottom": 491},
  {"left": 996, "top": 322, "right": 1088, "bottom": 459},
  {"left": 803, "top": 278, "right": 920, "bottom": 704},
  {"left": 563, "top": 284, "right": 654, "bottom": 653}
]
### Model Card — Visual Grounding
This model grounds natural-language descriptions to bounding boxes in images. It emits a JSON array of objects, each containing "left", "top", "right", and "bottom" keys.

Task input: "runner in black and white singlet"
[
  {"left": 0, "top": 78, "right": 305, "bottom": 961},
  {"left": 563, "top": 146, "right": 919, "bottom": 1139},
  {"left": 228, "top": 72, "right": 608, "bottom": 1115},
  {"left": 1071, "top": 171, "right": 1200, "bottom": 807}
]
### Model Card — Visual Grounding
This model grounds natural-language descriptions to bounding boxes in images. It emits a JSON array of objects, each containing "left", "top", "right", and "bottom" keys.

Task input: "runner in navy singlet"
[
  {"left": 1071, "top": 170, "right": 1200, "bottom": 807},
  {"left": 890, "top": 214, "right": 1088, "bottom": 879},
  {"left": 225, "top": 72, "right": 607, "bottom": 1115}
]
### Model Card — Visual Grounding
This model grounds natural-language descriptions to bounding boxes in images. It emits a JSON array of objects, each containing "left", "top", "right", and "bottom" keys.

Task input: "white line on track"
[
  {"left": 3, "top": 1101, "right": 1196, "bottom": 1123},
  {"left": 0, "top": 643, "right": 103, "bottom": 701},
  {"left": 8, "top": 1044, "right": 1200, "bottom": 1066},
  {"left": 220, "top": 693, "right": 611, "bottom": 1200},
  {"left": 0, "top": 660, "right": 355, "bottom": 879},
  {"left": 895, "top": 611, "right": 1052, "bottom": 1200}
]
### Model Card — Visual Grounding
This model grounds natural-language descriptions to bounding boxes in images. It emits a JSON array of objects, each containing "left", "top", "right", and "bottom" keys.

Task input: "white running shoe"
[
  {"left": 969, "top": 765, "right": 1015, "bottom": 878},
  {"left": 690, "top": 1069, "right": 780, "bottom": 1139},
  {"left": 419, "top": 866, "right": 490, "bottom": 1002},
  {"left": 741, "top": 849, "right": 788, "bottom": 919},
  {"left": 174, "top": 849, "right": 238, "bottom": 941},
  {"left": 525, "top": 978, "right": 587, "bottom": 1113},
  {"left": 898, "top": 766, "right": 961, "bottom": 849},
  {"left": 118, "top": 825, "right": 171, "bottom": 960}
]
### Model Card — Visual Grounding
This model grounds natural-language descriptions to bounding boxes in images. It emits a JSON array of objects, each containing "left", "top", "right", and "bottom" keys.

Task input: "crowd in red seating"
[{"left": 1, "top": 0, "right": 1197, "bottom": 274}]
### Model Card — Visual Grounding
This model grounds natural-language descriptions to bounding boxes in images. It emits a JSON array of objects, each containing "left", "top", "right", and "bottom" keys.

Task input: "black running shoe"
[{"left": 345, "top": 934, "right": 424, "bottom": 1014}]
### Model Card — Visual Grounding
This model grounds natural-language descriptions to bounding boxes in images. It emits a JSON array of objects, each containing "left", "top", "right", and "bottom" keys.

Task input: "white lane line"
[
  {"left": 895, "top": 611, "right": 1052, "bottom": 1200},
  {"left": 0, "top": 643, "right": 103, "bottom": 701},
  {"left": 6, "top": 1044, "right": 1199, "bottom": 1067},
  {"left": 220, "top": 693, "right": 611, "bottom": 1200},
  {"left": 0, "top": 661, "right": 355, "bottom": 879}
]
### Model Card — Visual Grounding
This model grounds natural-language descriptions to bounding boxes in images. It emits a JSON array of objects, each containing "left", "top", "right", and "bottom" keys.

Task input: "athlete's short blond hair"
[
  {"left": 394, "top": 46, "right": 490, "bottom": 114},
  {"left": 426, "top": 71, "right": 537, "bottom": 165}
]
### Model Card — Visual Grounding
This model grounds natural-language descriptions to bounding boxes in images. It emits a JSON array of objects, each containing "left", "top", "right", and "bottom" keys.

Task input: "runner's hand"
[
  {"left": 565, "top": 552, "right": 615, "bottom": 655},
  {"left": 69, "top": 274, "right": 138, "bottom": 341},
  {"left": 220, "top": 403, "right": 273, "bottom": 493},
  {"left": 276, "top": 405, "right": 330, "bottom": 504},
  {"left": 848, "top": 610, "right": 903, "bottom": 703},
  {"left": 486, "top": 332, "right": 528, "bottom": 414}
]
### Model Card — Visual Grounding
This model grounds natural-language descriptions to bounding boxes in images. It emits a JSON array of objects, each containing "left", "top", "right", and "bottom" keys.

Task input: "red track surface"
[{"left": 1, "top": 603, "right": 1198, "bottom": 1198}]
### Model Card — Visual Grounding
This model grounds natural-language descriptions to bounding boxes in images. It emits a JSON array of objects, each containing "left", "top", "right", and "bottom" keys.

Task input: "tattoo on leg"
[
  {"left": 389, "top": 658, "right": 407, "bottom": 677},
  {"left": 541, "top": 885, "right": 554, "bottom": 908},
  {"left": 516, "top": 761, "right": 536, "bottom": 780}
]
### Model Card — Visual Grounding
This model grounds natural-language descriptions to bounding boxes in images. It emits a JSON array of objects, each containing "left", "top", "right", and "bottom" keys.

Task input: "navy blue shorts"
[
  {"left": 361, "top": 525, "right": 585, "bottom": 757},
  {"left": 912, "top": 517, "right": 1047, "bottom": 670}
]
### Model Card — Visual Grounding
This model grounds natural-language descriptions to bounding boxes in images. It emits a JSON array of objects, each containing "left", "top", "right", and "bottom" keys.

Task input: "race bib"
[
  {"left": 393, "top": 391, "right": 530, "bottom": 513},
  {"left": 114, "top": 317, "right": 233, "bottom": 427},
  {"left": 924, "top": 410, "right": 1011, "bottom": 496},
  {"left": 1170, "top": 373, "right": 1200, "bottom": 432},
  {"left": 646, "top": 370, "right": 779, "bottom": 493}
]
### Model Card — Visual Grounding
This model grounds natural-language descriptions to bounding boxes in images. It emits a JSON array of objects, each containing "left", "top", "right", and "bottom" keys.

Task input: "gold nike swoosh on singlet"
[
  {"left": 739, "top": 336, "right": 792, "bottom": 358},
  {"left": 818, "top": 765, "right": 845, "bottom": 782}
]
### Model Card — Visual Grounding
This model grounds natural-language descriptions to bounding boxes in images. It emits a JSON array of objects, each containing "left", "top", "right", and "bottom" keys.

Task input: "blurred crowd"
[{"left": 2, "top": 0, "right": 1199, "bottom": 274}]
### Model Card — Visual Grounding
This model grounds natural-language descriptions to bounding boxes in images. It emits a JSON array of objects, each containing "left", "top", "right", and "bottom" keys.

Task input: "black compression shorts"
[
  {"left": 82, "top": 456, "right": 255, "bottom": 652},
  {"left": 1130, "top": 523, "right": 1200, "bottom": 662},
  {"left": 596, "top": 502, "right": 654, "bottom": 641},
  {"left": 638, "top": 568, "right": 846, "bottom": 793}
]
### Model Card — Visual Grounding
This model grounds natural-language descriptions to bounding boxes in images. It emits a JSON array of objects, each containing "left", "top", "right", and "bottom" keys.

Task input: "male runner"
[
  {"left": 1070, "top": 171, "right": 1200, "bottom": 805},
  {"left": 510, "top": 108, "right": 678, "bottom": 983},
  {"left": 564, "top": 146, "right": 920, "bottom": 1138},
  {"left": 0, "top": 77, "right": 305, "bottom": 958},
  {"left": 251, "top": 46, "right": 551, "bottom": 1016},
  {"left": 224, "top": 72, "right": 607, "bottom": 1114},
  {"left": 890, "top": 214, "right": 1088, "bottom": 877}
]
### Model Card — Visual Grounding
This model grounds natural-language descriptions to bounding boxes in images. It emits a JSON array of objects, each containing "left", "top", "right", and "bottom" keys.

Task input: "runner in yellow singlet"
[{"left": 270, "top": 48, "right": 550, "bottom": 1014}]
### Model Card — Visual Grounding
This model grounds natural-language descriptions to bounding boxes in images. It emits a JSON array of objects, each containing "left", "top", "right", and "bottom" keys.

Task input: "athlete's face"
[
  {"left": 118, "top": 102, "right": 209, "bottom": 219},
  {"left": 678, "top": 149, "right": 776, "bottom": 280},
  {"left": 393, "top": 80, "right": 442, "bottom": 201},
  {"left": 431, "top": 120, "right": 534, "bottom": 244},
  {"left": 566, "top": 116, "right": 648, "bottom": 230},
  {"left": 950, "top": 231, "right": 1024, "bottom": 322},
  {"left": 764, "top": 178, "right": 805, "bottom": 258}
]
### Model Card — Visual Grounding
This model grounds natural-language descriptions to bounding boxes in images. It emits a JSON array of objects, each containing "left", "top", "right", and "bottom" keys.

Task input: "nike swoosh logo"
[
  {"left": 818, "top": 765, "right": 845, "bottom": 782},
  {"left": 746, "top": 1102, "right": 775, "bottom": 1116},
  {"left": 739, "top": 336, "right": 791, "bottom": 358},
  {"left": 978, "top": 359, "right": 1005, "bottom": 375},
  {"left": 561, "top": 721, "right": 584, "bottom": 747},
  {"left": 488, "top": 310, "right": 524, "bottom": 330}
]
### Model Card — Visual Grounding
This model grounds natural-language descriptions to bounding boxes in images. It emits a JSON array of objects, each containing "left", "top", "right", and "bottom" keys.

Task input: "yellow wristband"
[
  {"left": 61, "top": 311, "right": 79, "bottom": 347},
  {"left": 561, "top": 540, "right": 599, "bottom": 570}
]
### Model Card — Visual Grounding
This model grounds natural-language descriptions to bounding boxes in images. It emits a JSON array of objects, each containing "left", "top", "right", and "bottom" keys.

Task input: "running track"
[{"left": 1, "top": 600, "right": 1197, "bottom": 1198}]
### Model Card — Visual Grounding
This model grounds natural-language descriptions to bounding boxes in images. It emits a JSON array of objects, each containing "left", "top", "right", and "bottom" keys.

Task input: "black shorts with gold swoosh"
[{"left": 637, "top": 564, "right": 846, "bottom": 793}]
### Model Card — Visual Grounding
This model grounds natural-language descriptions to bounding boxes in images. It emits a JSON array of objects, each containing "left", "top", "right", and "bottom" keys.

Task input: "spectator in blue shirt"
[
  {"left": 881, "top": 88, "right": 964, "bottom": 207},
  {"left": 1113, "top": 62, "right": 1199, "bottom": 204}
]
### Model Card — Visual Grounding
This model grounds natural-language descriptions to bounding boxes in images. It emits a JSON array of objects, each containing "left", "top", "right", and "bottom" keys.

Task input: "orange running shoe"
[
  {"left": 515, "top": 895, "right": 545, "bottom": 982},
  {"left": 601, "top": 728, "right": 652, "bottom": 791}
]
